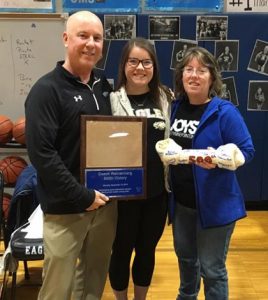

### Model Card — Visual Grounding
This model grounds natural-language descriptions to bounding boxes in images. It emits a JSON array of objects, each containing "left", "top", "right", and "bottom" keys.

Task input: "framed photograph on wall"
[
  {"left": 170, "top": 40, "right": 197, "bottom": 70},
  {"left": 222, "top": 77, "right": 239, "bottom": 106},
  {"left": 247, "top": 81, "right": 268, "bottom": 111},
  {"left": 247, "top": 39, "right": 268, "bottom": 76},
  {"left": 104, "top": 15, "right": 136, "bottom": 40},
  {"left": 149, "top": 16, "right": 180, "bottom": 41},
  {"left": 196, "top": 15, "right": 228, "bottom": 41},
  {"left": 215, "top": 40, "right": 239, "bottom": 72},
  {"left": 0, "top": 0, "right": 55, "bottom": 12}
]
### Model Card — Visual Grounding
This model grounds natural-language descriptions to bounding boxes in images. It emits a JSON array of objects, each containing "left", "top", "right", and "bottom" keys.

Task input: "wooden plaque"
[{"left": 80, "top": 115, "right": 147, "bottom": 200}]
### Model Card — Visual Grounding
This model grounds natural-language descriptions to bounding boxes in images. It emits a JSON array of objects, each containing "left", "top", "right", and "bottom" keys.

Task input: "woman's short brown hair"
[{"left": 174, "top": 46, "right": 223, "bottom": 99}]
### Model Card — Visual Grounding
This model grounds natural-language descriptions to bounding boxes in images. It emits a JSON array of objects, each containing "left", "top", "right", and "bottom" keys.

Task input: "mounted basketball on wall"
[
  {"left": 0, "top": 115, "right": 13, "bottom": 144},
  {"left": 0, "top": 156, "right": 28, "bottom": 185},
  {"left": 12, "top": 117, "right": 26, "bottom": 145}
]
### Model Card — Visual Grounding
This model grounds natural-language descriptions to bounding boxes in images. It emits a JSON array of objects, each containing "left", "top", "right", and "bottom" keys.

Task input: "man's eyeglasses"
[
  {"left": 183, "top": 66, "right": 209, "bottom": 76},
  {"left": 127, "top": 58, "right": 153, "bottom": 69}
]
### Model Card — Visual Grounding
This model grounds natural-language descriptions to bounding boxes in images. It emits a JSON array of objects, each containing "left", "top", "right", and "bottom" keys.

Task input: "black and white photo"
[
  {"left": 248, "top": 39, "right": 268, "bottom": 76},
  {"left": 170, "top": 40, "right": 197, "bottom": 70},
  {"left": 215, "top": 40, "right": 239, "bottom": 72},
  {"left": 196, "top": 15, "right": 228, "bottom": 41},
  {"left": 222, "top": 77, "right": 239, "bottom": 106},
  {"left": 104, "top": 15, "right": 136, "bottom": 40},
  {"left": 149, "top": 15, "right": 180, "bottom": 40},
  {"left": 247, "top": 81, "right": 268, "bottom": 111}
]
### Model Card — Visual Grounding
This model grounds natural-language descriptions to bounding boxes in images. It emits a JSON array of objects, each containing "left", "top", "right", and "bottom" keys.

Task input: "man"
[{"left": 25, "top": 11, "right": 117, "bottom": 300}]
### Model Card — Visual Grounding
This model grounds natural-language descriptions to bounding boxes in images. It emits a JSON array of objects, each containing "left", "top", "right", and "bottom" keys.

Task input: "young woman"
[{"left": 109, "top": 37, "right": 173, "bottom": 300}]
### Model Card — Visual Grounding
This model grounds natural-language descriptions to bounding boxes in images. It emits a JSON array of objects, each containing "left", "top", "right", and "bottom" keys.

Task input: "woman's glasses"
[
  {"left": 183, "top": 66, "right": 209, "bottom": 76},
  {"left": 127, "top": 58, "right": 153, "bottom": 69}
]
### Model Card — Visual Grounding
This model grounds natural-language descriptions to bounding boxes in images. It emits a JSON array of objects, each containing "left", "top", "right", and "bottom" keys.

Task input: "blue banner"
[
  {"left": 63, "top": 0, "right": 140, "bottom": 13},
  {"left": 144, "top": 0, "right": 223, "bottom": 12}
]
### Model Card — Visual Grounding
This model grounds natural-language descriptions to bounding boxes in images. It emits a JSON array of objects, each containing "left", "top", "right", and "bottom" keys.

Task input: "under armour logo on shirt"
[{"left": 74, "top": 95, "right": 83, "bottom": 102}]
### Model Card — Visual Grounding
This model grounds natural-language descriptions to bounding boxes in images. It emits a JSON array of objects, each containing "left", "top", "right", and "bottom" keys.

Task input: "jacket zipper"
[{"left": 78, "top": 77, "right": 101, "bottom": 111}]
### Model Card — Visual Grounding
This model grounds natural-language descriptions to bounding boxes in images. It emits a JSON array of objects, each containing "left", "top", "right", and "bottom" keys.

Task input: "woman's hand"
[{"left": 195, "top": 160, "right": 217, "bottom": 169}]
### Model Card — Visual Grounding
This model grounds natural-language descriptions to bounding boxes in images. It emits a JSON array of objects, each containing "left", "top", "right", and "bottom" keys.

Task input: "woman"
[
  {"left": 169, "top": 46, "right": 254, "bottom": 300},
  {"left": 109, "top": 37, "right": 173, "bottom": 300}
]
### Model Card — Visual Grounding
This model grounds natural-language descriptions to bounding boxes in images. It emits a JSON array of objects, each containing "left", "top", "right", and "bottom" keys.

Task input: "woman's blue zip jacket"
[{"left": 169, "top": 96, "right": 255, "bottom": 228}]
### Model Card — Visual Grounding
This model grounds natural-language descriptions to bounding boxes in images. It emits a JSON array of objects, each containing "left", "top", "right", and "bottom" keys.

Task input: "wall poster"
[
  {"left": 247, "top": 81, "right": 268, "bottom": 111},
  {"left": 63, "top": 0, "right": 140, "bottom": 13},
  {"left": 0, "top": 0, "right": 55, "bottom": 12},
  {"left": 226, "top": 0, "right": 268, "bottom": 12},
  {"left": 144, "top": 0, "right": 223, "bottom": 12},
  {"left": 149, "top": 16, "right": 180, "bottom": 41},
  {"left": 104, "top": 15, "right": 136, "bottom": 40}
]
